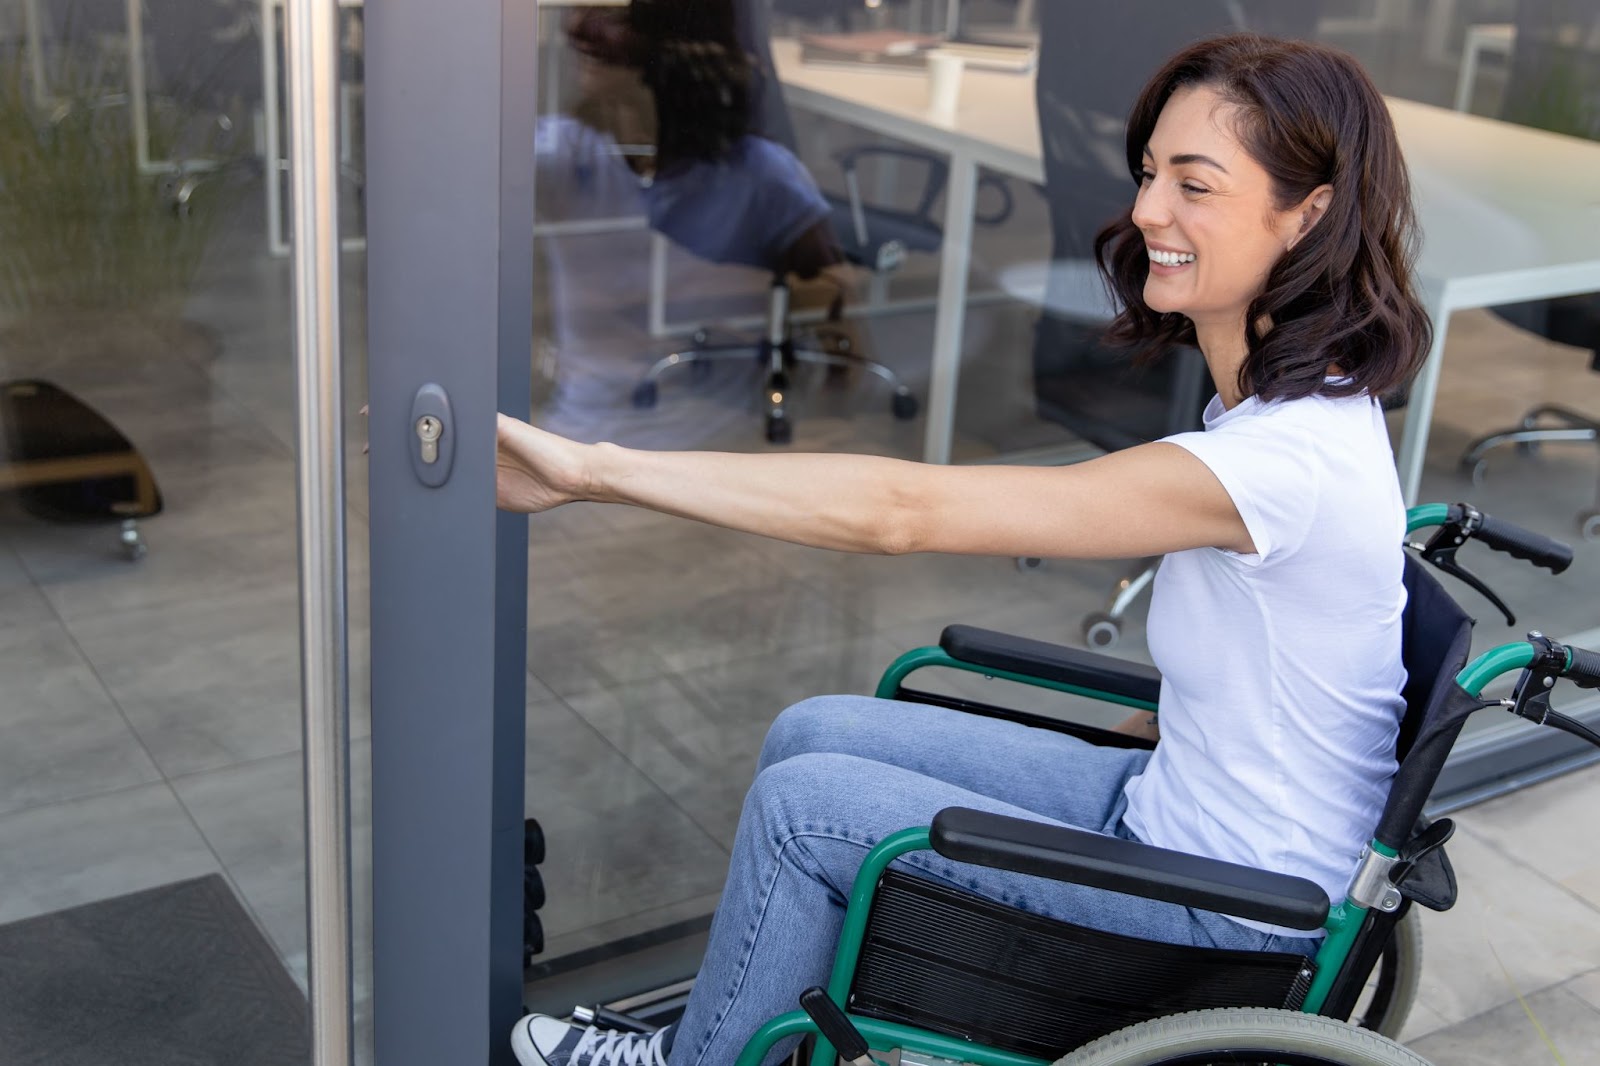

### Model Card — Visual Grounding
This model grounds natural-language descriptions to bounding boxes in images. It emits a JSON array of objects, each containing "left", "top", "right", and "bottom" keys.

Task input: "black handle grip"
[
  {"left": 1474, "top": 513, "right": 1573, "bottom": 574},
  {"left": 1566, "top": 646, "right": 1600, "bottom": 690},
  {"left": 799, "top": 987, "right": 870, "bottom": 1063}
]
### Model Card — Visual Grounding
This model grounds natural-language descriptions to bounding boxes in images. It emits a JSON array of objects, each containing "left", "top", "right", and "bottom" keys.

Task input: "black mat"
[{"left": 0, "top": 875, "right": 310, "bottom": 1066}]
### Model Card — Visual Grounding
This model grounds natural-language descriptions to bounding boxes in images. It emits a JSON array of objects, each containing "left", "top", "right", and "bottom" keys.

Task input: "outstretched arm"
[{"left": 497, "top": 414, "right": 1253, "bottom": 560}]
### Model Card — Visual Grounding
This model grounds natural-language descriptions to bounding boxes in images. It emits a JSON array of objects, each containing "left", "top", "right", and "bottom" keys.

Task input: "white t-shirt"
[{"left": 1121, "top": 387, "right": 1408, "bottom": 937}]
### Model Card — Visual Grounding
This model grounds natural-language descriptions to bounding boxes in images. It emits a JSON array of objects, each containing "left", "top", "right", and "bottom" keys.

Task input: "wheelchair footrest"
[{"left": 847, "top": 871, "right": 1317, "bottom": 1060}]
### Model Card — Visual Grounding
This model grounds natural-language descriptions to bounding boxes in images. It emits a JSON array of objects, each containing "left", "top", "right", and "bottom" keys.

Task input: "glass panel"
[
  {"left": 0, "top": 1, "right": 369, "bottom": 1061},
  {"left": 522, "top": 0, "right": 1598, "bottom": 1020}
]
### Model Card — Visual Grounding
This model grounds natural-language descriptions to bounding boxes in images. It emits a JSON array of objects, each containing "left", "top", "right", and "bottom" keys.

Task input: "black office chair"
[
  {"left": 630, "top": 131, "right": 919, "bottom": 444},
  {"left": 1458, "top": 4, "right": 1600, "bottom": 541},
  {"left": 618, "top": 0, "right": 946, "bottom": 443},
  {"left": 1008, "top": 3, "right": 1248, "bottom": 649}
]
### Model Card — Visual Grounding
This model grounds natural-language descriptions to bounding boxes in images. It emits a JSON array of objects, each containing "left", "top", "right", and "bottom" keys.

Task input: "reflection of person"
[
  {"left": 534, "top": 0, "right": 845, "bottom": 434},
  {"left": 507, "top": 33, "right": 1433, "bottom": 1066}
]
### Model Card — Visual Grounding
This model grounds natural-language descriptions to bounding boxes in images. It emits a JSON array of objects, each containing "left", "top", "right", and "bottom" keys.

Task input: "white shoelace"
[{"left": 570, "top": 1025, "right": 669, "bottom": 1066}]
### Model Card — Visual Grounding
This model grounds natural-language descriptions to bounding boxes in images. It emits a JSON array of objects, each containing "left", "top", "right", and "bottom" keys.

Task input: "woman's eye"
[
  {"left": 1181, "top": 183, "right": 1208, "bottom": 196},
  {"left": 1136, "top": 171, "right": 1154, "bottom": 185}
]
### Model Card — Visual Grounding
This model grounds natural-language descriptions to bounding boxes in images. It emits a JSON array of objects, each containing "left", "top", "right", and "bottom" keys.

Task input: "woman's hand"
[
  {"left": 1110, "top": 711, "right": 1161, "bottom": 743},
  {"left": 496, "top": 414, "right": 592, "bottom": 513}
]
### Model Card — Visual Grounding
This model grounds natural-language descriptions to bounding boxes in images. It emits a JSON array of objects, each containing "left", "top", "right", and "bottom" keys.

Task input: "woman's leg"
[
  {"left": 667, "top": 749, "right": 1256, "bottom": 1066},
  {"left": 757, "top": 694, "right": 1151, "bottom": 827}
]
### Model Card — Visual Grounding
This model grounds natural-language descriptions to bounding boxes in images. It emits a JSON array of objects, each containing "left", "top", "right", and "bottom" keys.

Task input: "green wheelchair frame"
[{"left": 732, "top": 503, "right": 1599, "bottom": 1066}]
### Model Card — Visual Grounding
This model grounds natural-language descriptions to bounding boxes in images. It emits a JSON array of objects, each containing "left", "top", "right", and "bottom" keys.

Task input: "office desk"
[{"left": 773, "top": 40, "right": 1600, "bottom": 505}]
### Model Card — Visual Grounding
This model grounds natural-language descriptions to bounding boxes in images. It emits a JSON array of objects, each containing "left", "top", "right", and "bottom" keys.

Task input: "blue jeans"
[{"left": 666, "top": 696, "right": 1323, "bottom": 1066}]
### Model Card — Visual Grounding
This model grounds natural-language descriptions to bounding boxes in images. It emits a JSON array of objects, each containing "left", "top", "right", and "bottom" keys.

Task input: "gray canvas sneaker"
[{"left": 511, "top": 1015, "right": 671, "bottom": 1066}]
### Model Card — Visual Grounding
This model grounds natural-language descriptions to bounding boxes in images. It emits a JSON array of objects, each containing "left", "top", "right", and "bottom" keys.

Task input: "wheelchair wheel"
[
  {"left": 1051, "top": 1007, "right": 1432, "bottom": 1065},
  {"left": 1354, "top": 908, "right": 1422, "bottom": 1039}
]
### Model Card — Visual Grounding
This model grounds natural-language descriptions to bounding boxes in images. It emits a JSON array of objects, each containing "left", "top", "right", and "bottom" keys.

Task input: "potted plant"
[{"left": 0, "top": 30, "right": 245, "bottom": 556}]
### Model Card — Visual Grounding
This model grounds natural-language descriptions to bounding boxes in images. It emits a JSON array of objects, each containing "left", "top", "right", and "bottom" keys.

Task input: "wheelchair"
[{"left": 719, "top": 502, "right": 1600, "bottom": 1066}]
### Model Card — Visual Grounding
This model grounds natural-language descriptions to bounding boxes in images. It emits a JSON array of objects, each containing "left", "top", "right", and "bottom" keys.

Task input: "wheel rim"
[{"left": 1127, "top": 1052, "right": 1393, "bottom": 1065}]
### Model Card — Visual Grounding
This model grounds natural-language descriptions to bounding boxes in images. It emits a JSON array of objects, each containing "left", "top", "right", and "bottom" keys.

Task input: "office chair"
[
  {"left": 1458, "top": 5, "right": 1600, "bottom": 541},
  {"left": 619, "top": 0, "right": 935, "bottom": 443},
  {"left": 1006, "top": 3, "right": 1246, "bottom": 649},
  {"left": 629, "top": 132, "right": 919, "bottom": 444}
]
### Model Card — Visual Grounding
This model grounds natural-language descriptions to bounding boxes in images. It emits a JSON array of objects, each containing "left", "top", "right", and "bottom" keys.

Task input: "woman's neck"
[{"left": 1193, "top": 316, "right": 1250, "bottom": 410}]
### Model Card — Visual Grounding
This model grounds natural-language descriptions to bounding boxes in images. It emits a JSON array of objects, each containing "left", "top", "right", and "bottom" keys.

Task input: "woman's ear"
[{"left": 1285, "top": 184, "right": 1334, "bottom": 250}]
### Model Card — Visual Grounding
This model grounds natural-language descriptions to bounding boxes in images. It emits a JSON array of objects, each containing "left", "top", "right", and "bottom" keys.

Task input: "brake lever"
[
  {"left": 1418, "top": 506, "right": 1516, "bottom": 626},
  {"left": 1430, "top": 556, "right": 1515, "bottom": 626},
  {"left": 1505, "top": 632, "right": 1570, "bottom": 726}
]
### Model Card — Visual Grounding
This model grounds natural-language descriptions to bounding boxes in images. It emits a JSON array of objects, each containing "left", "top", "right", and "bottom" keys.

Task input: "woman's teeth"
[{"left": 1148, "top": 249, "right": 1196, "bottom": 266}]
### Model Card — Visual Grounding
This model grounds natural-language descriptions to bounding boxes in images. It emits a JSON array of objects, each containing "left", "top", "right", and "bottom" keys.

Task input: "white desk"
[
  {"left": 773, "top": 39, "right": 1600, "bottom": 505},
  {"left": 773, "top": 39, "right": 1041, "bottom": 467}
]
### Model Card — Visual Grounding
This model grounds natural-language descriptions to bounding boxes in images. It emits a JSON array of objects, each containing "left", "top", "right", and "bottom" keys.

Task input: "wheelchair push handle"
[
  {"left": 1472, "top": 511, "right": 1573, "bottom": 574},
  {"left": 1409, "top": 503, "right": 1574, "bottom": 626},
  {"left": 1466, "top": 634, "right": 1600, "bottom": 750},
  {"left": 1567, "top": 645, "right": 1600, "bottom": 691}
]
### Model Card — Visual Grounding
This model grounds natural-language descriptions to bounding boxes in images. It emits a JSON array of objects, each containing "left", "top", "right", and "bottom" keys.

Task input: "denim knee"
[{"left": 757, "top": 695, "right": 858, "bottom": 771}]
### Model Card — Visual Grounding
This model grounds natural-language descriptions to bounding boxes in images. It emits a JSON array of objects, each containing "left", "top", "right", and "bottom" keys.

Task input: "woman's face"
[{"left": 1131, "top": 85, "right": 1322, "bottom": 332}]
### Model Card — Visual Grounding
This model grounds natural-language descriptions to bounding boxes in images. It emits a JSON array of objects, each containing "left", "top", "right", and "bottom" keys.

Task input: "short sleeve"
[{"left": 1162, "top": 416, "right": 1320, "bottom": 567}]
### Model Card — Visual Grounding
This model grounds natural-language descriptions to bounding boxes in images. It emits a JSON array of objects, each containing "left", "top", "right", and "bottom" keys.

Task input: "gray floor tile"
[
  {"left": 0, "top": 783, "right": 221, "bottom": 924},
  {"left": 0, "top": 622, "right": 162, "bottom": 817},
  {"left": 66, "top": 585, "right": 330, "bottom": 777},
  {"left": 171, "top": 745, "right": 373, "bottom": 977},
  {"left": 524, "top": 697, "right": 731, "bottom": 938},
  {"left": 1447, "top": 765, "right": 1600, "bottom": 912},
  {"left": 1408, "top": 978, "right": 1600, "bottom": 1065},
  {"left": 0, "top": 539, "right": 57, "bottom": 636},
  {"left": 526, "top": 611, "right": 678, "bottom": 698},
  {"left": 538, "top": 890, "right": 722, "bottom": 964},
  {"left": 1570, "top": 968, "right": 1600, "bottom": 1012},
  {"left": 1409, "top": 825, "right": 1600, "bottom": 1028},
  {"left": 1395, "top": 996, "right": 1453, "bottom": 1046},
  {"left": 763, "top": 540, "right": 1066, "bottom": 631}
]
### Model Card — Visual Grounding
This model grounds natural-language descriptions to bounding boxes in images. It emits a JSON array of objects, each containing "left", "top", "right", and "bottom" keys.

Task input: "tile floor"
[{"left": 2, "top": 125, "right": 1599, "bottom": 1064}]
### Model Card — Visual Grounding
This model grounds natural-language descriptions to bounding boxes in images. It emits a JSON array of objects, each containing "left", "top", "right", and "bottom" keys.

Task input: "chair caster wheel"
[
  {"left": 891, "top": 390, "right": 918, "bottom": 420},
  {"left": 689, "top": 359, "right": 714, "bottom": 383},
  {"left": 1462, "top": 457, "right": 1487, "bottom": 486},
  {"left": 691, "top": 329, "right": 710, "bottom": 347},
  {"left": 1015, "top": 556, "right": 1044, "bottom": 572},
  {"left": 766, "top": 413, "right": 793, "bottom": 444},
  {"left": 1082, "top": 612, "right": 1121, "bottom": 650},
  {"left": 1516, "top": 440, "right": 1541, "bottom": 456},
  {"left": 631, "top": 380, "right": 659, "bottom": 409},
  {"left": 1580, "top": 510, "right": 1600, "bottom": 542},
  {"left": 120, "top": 524, "right": 146, "bottom": 561}
]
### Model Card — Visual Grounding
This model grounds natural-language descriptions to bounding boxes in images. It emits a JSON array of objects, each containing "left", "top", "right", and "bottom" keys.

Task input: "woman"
[{"left": 504, "top": 32, "right": 1431, "bottom": 1066}]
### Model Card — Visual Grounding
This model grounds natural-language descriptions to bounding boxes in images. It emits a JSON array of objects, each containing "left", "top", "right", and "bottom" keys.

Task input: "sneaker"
[{"left": 511, "top": 1015, "right": 670, "bottom": 1066}]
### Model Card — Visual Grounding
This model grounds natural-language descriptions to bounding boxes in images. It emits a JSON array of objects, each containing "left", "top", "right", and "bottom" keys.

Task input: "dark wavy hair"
[
  {"left": 1094, "top": 34, "right": 1432, "bottom": 404},
  {"left": 628, "top": 0, "right": 753, "bottom": 172}
]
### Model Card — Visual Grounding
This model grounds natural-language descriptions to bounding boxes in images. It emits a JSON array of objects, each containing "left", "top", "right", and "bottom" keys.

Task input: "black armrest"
[
  {"left": 940, "top": 625, "right": 1162, "bottom": 707},
  {"left": 930, "top": 807, "right": 1331, "bottom": 932}
]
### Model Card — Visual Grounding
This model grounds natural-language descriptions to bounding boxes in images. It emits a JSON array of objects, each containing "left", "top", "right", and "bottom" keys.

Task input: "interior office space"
[{"left": 1, "top": 0, "right": 1599, "bottom": 1063}]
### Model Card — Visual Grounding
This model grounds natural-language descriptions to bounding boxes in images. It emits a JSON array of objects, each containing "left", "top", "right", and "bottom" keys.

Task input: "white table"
[{"left": 773, "top": 39, "right": 1600, "bottom": 504}]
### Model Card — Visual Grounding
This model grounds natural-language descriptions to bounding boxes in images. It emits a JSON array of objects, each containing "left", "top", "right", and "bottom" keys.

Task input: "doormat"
[{"left": 0, "top": 874, "right": 310, "bottom": 1066}]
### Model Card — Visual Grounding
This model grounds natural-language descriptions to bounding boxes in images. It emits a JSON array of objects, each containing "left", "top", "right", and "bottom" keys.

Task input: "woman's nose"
[{"left": 1129, "top": 183, "right": 1172, "bottom": 232}]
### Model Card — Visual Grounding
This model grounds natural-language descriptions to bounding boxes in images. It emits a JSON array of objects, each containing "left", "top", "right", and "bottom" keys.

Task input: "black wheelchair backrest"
[{"left": 1373, "top": 556, "right": 1482, "bottom": 852}]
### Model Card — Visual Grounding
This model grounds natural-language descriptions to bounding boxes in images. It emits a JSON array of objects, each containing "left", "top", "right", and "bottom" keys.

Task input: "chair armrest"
[
  {"left": 940, "top": 625, "right": 1162, "bottom": 707},
  {"left": 930, "top": 807, "right": 1331, "bottom": 932},
  {"left": 833, "top": 145, "right": 951, "bottom": 221}
]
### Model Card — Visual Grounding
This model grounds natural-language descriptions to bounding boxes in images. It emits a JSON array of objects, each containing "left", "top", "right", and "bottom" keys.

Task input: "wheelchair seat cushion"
[{"left": 847, "top": 871, "right": 1317, "bottom": 1061}]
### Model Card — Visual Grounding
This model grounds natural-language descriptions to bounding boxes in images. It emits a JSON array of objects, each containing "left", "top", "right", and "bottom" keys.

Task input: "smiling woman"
[
  {"left": 1096, "top": 34, "right": 1434, "bottom": 408},
  {"left": 501, "top": 29, "right": 1436, "bottom": 1066}
]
